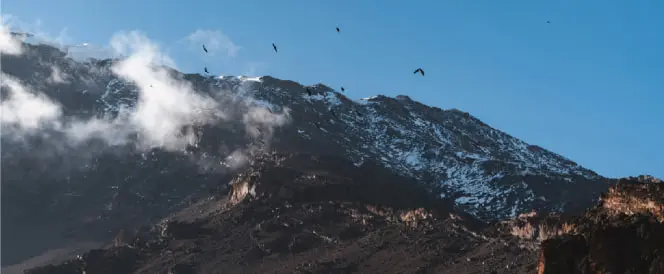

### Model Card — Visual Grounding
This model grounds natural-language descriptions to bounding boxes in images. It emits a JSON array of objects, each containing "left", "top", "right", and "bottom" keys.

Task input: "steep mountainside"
[
  {"left": 24, "top": 152, "right": 539, "bottom": 274},
  {"left": 2, "top": 41, "right": 609, "bottom": 267}
]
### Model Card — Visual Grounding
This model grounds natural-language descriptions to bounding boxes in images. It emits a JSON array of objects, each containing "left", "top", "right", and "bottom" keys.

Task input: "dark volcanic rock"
[{"left": 537, "top": 178, "right": 664, "bottom": 274}]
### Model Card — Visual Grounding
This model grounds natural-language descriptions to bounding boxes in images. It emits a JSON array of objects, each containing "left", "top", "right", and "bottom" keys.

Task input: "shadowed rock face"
[{"left": 537, "top": 178, "right": 664, "bottom": 274}]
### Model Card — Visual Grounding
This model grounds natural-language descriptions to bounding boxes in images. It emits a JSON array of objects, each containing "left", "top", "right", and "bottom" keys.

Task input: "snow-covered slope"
[{"left": 246, "top": 81, "right": 607, "bottom": 221}]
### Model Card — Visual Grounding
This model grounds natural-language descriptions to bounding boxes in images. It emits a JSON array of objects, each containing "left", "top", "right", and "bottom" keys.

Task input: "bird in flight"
[
  {"left": 202, "top": 45, "right": 208, "bottom": 53},
  {"left": 336, "top": 27, "right": 340, "bottom": 33},
  {"left": 414, "top": 68, "right": 425, "bottom": 76},
  {"left": 204, "top": 67, "right": 209, "bottom": 74},
  {"left": 272, "top": 43, "right": 278, "bottom": 53},
  {"left": 340, "top": 87, "right": 345, "bottom": 92},
  {"left": 546, "top": 21, "right": 551, "bottom": 24}
]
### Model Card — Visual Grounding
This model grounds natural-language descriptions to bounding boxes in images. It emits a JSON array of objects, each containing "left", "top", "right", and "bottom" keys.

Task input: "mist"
[{"left": 1, "top": 19, "right": 291, "bottom": 174}]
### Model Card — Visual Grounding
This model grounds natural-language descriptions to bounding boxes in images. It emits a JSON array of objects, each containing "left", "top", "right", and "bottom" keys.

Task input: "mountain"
[{"left": 2, "top": 41, "right": 611, "bottom": 269}]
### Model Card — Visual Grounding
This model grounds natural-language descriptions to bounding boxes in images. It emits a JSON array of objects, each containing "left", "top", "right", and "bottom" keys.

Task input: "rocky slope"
[
  {"left": 2, "top": 40, "right": 609, "bottom": 268},
  {"left": 24, "top": 152, "right": 539, "bottom": 274},
  {"left": 537, "top": 177, "right": 664, "bottom": 273}
]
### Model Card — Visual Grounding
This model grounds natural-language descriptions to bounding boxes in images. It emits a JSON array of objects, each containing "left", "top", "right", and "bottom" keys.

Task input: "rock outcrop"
[{"left": 537, "top": 177, "right": 664, "bottom": 274}]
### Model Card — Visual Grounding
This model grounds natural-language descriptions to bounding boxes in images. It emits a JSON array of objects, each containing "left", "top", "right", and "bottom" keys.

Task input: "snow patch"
[{"left": 239, "top": 76, "right": 262, "bottom": 83}]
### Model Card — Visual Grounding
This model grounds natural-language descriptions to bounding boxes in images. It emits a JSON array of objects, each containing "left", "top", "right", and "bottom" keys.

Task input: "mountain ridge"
[
  {"left": 2, "top": 40, "right": 612, "bottom": 268},
  {"left": 2, "top": 41, "right": 610, "bottom": 220}
]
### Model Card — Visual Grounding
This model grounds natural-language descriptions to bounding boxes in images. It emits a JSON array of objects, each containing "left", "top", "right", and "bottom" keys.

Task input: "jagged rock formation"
[
  {"left": 24, "top": 153, "right": 539, "bottom": 274},
  {"left": 537, "top": 177, "right": 664, "bottom": 274}
]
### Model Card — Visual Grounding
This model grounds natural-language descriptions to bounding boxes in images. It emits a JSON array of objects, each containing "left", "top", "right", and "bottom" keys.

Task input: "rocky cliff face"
[
  {"left": 537, "top": 178, "right": 664, "bottom": 274},
  {"left": 3, "top": 40, "right": 610, "bottom": 268}
]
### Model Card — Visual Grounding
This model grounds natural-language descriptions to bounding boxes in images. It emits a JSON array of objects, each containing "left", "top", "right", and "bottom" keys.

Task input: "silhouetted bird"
[
  {"left": 272, "top": 43, "right": 278, "bottom": 53},
  {"left": 305, "top": 87, "right": 312, "bottom": 96},
  {"left": 204, "top": 67, "right": 209, "bottom": 74},
  {"left": 546, "top": 21, "right": 551, "bottom": 24},
  {"left": 336, "top": 27, "right": 340, "bottom": 33},
  {"left": 340, "top": 87, "right": 345, "bottom": 92},
  {"left": 414, "top": 68, "right": 424, "bottom": 76},
  {"left": 202, "top": 45, "right": 208, "bottom": 53}
]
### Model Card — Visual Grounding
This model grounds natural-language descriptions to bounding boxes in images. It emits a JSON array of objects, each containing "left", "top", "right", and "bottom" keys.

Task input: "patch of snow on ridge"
[
  {"left": 356, "top": 96, "right": 378, "bottom": 105},
  {"left": 238, "top": 76, "right": 262, "bottom": 82}
]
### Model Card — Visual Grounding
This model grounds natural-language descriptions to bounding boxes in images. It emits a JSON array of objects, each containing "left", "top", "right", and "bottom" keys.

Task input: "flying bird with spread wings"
[
  {"left": 202, "top": 45, "right": 208, "bottom": 53},
  {"left": 204, "top": 67, "right": 209, "bottom": 74},
  {"left": 414, "top": 68, "right": 425, "bottom": 76},
  {"left": 272, "top": 43, "right": 278, "bottom": 53}
]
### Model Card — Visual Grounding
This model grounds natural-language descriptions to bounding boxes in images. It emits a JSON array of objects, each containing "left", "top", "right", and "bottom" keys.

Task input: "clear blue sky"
[{"left": 4, "top": 0, "right": 663, "bottom": 179}]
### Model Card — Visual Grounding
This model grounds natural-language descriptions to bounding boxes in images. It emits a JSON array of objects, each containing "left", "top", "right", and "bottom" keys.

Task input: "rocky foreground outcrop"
[
  {"left": 537, "top": 176, "right": 664, "bottom": 274},
  {"left": 25, "top": 152, "right": 538, "bottom": 274}
]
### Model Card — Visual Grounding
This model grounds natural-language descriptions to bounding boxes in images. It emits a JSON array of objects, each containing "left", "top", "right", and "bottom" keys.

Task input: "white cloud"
[
  {"left": 0, "top": 73, "right": 63, "bottom": 133},
  {"left": 242, "top": 106, "right": 291, "bottom": 139},
  {"left": 0, "top": 28, "right": 229, "bottom": 153},
  {"left": 186, "top": 29, "right": 240, "bottom": 57},
  {"left": 47, "top": 66, "right": 71, "bottom": 84},
  {"left": 1, "top": 17, "right": 290, "bottom": 172},
  {"left": 0, "top": 15, "right": 24, "bottom": 55},
  {"left": 108, "top": 30, "right": 227, "bottom": 151},
  {"left": 1, "top": 14, "right": 72, "bottom": 49}
]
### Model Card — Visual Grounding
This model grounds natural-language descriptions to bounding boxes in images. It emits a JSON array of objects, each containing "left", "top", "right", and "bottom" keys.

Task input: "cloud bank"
[{"left": 1, "top": 17, "right": 289, "bottom": 172}]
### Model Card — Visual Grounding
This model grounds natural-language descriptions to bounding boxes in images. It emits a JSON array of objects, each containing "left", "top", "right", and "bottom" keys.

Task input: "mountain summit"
[{"left": 2, "top": 41, "right": 609, "bottom": 268}]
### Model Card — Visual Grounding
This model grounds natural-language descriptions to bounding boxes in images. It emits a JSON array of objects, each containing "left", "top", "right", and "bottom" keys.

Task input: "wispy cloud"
[
  {"left": 0, "top": 15, "right": 24, "bottom": 55},
  {"left": 0, "top": 73, "right": 63, "bottom": 132},
  {"left": 1, "top": 16, "right": 290, "bottom": 172},
  {"left": 1, "top": 14, "right": 72, "bottom": 47},
  {"left": 185, "top": 29, "right": 240, "bottom": 58},
  {"left": 108, "top": 30, "right": 226, "bottom": 150},
  {"left": 47, "top": 66, "right": 71, "bottom": 84}
]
